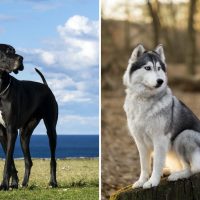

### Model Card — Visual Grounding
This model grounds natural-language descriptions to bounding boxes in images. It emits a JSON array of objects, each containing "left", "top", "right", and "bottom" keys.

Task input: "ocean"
[{"left": 0, "top": 135, "right": 99, "bottom": 158}]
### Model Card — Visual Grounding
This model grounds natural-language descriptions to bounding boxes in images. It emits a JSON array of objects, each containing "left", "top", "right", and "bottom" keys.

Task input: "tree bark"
[
  {"left": 187, "top": 0, "right": 197, "bottom": 75},
  {"left": 146, "top": 0, "right": 161, "bottom": 46},
  {"left": 124, "top": 0, "right": 131, "bottom": 52},
  {"left": 110, "top": 173, "right": 200, "bottom": 200}
]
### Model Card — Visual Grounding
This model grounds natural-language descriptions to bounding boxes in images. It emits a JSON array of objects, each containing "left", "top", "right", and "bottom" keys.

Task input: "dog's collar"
[{"left": 0, "top": 78, "right": 11, "bottom": 96}]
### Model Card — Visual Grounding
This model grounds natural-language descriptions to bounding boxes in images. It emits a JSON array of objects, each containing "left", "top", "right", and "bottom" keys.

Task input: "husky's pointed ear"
[
  {"left": 130, "top": 44, "right": 145, "bottom": 62},
  {"left": 155, "top": 44, "right": 165, "bottom": 63},
  {"left": 123, "top": 70, "right": 129, "bottom": 87}
]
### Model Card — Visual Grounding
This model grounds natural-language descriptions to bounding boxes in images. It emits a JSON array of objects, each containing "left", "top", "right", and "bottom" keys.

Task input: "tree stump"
[{"left": 110, "top": 173, "right": 200, "bottom": 200}]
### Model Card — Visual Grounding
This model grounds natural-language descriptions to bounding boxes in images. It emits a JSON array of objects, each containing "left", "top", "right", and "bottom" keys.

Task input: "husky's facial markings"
[
  {"left": 123, "top": 44, "right": 167, "bottom": 93},
  {"left": 123, "top": 44, "right": 200, "bottom": 189},
  {"left": 130, "top": 52, "right": 166, "bottom": 75}
]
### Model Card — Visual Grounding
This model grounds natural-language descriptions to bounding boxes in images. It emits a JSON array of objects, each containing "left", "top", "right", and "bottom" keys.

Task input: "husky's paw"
[
  {"left": 143, "top": 179, "right": 159, "bottom": 189},
  {"left": 168, "top": 173, "right": 179, "bottom": 181},
  {"left": 168, "top": 171, "right": 191, "bottom": 181},
  {"left": 132, "top": 180, "right": 146, "bottom": 189}
]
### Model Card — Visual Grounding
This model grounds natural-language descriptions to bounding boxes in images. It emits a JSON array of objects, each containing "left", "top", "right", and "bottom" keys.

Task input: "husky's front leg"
[
  {"left": 143, "top": 138, "right": 168, "bottom": 189},
  {"left": 132, "top": 141, "right": 151, "bottom": 188}
]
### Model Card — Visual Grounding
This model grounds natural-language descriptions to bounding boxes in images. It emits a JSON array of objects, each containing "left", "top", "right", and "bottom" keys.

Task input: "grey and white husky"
[{"left": 123, "top": 44, "right": 200, "bottom": 189}]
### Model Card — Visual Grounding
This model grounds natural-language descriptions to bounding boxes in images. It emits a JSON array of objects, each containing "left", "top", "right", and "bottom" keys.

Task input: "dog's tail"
[{"left": 35, "top": 68, "right": 48, "bottom": 86}]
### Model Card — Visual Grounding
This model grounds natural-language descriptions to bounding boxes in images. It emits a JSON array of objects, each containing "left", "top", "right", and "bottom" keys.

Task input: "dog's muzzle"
[
  {"left": 14, "top": 55, "right": 24, "bottom": 71},
  {"left": 155, "top": 79, "right": 163, "bottom": 88}
]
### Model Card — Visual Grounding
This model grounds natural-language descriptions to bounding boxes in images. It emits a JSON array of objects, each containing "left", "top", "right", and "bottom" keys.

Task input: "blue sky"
[{"left": 0, "top": 0, "right": 99, "bottom": 135}]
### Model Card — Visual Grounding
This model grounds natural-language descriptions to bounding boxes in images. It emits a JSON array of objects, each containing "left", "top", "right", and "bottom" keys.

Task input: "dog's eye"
[
  {"left": 144, "top": 66, "right": 151, "bottom": 71},
  {"left": 158, "top": 67, "right": 161, "bottom": 71}
]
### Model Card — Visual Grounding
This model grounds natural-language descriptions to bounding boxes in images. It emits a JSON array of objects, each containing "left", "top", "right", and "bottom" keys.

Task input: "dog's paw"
[
  {"left": 143, "top": 179, "right": 159, "bottom": 189},
  {"left": 168, "top": 171, "right": 191, "bottom": 182},
  {"left": 10, "top": 182, "right": 18, "bottom": 189},
  {"left": 168, "top": 173, "right": 179, "bottom": 181},
  {"left": 49, "top": 181, "right": 58, "bottom": 188},
  {"left": 132, "top": 180, "right": 145, "bottom": 189},
  {"left": 0, "top": 183, "right": 9, "bottom": 191}
]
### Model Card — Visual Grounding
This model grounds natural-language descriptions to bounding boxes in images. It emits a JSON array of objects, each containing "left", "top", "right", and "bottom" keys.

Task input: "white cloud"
[
  {"left": 18, "top": 15, "right": 99, "bottom": 70},
  {"left": 46, "top": 72, "right": 76, "bottom": 89},
  {"left": 59, "top": 115, "right": 98, "bottom": 126},
  {"left": 61, "top": 91, "right": 92, "bottom": 103},
  {"left": 57, "top": 15, "right": 98, "bottom": 37},
  {"left": 18, "top": 48, "right": 56, "bottom": 66},
  {"left": 46, "top": 73, "right": 95, "bottom": 104},
  {"left": 40, "top": 51, "right": 56, "bottom": 65},
  {"left": 57, "top": 15, "right": 99, "bottom": 69}
]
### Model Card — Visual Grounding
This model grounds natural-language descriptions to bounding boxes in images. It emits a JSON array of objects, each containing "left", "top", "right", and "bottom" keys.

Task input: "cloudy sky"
[{"left": 0, "top": 0, "right": 99, "bottom": 135}]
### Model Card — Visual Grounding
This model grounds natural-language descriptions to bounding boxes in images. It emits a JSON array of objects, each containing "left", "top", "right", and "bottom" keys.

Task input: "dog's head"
[
  {"left": 123, "top": 44, "right": 167, "bottom": 95},
  {"left": 0, "top": 44, "right": 24, "bottom": 74}
]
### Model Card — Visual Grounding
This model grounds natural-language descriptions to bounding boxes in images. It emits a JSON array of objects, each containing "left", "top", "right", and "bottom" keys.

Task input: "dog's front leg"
[
  {"left": 143, "top": 137, "right": 168, "bottom": 189},
  {"left": 132, "top": 141, "right": 151, "bottom": 188},
  {"left": 0, "top": 127, "right": 17, "bottom": 190}
]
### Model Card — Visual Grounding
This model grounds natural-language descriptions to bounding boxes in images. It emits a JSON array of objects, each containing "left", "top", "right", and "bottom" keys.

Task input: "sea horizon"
[
  {"left": 30, "top": 134, "right": 99, "bottom": 135},
  {"left": 0, "top": 135, "right": 99, "bottom": 159}
]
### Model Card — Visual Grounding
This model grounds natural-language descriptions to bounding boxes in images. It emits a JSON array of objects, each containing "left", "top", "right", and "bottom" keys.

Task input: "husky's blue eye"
[
  {"left": 158, "top": 67, "right": 161, "bottom": 71},
  {"left": 144, "top": 66, "right": 151, "bottom": 71}
]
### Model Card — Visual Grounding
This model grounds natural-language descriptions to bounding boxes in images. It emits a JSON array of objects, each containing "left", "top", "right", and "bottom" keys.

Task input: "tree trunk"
[
  {"left": 110, "top": 173, "right": 200, "bottom": 200},
  {"left": 187, "top": 0, "right": 197, "bottom": 75},
  {"left": 124, "top": 0, "right": 131, "bottom": 52},
  {"left": 146, "top": 0, "right": 161, "bottom": 46}
]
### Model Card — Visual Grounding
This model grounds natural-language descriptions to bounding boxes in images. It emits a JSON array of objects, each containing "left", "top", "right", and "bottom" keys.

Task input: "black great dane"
[{"left": 0, "top": 44, "right": 58, "bottom": 190}]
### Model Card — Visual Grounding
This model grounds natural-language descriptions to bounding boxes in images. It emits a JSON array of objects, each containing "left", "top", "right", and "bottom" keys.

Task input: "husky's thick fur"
[{"left": 123, "top": 44, "right": 200, "bottom": 189}]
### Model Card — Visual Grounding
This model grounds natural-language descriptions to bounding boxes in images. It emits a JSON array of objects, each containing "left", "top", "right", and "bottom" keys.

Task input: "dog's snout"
[
  {"left": 157, "top": 79, "right": 163, "bottom": 85},
  {"left": 17, "top": 56, "right": 23, "bottom": 61},
  {"left": 156, "top": 79, "right": 163, "bottom": 87}
]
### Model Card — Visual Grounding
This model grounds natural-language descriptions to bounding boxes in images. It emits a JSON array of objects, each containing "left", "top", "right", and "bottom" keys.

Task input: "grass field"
[{"left": 0, "top": 158, "right": 99, "bottom": 200}]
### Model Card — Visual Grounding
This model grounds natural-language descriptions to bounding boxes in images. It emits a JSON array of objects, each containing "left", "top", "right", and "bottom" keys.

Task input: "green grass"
[
  {"left": 0, "top": 187, "right": 98, "bottom": 200},
  {"left": 0, "top": 159, "right": 99, "bottom": 200}
]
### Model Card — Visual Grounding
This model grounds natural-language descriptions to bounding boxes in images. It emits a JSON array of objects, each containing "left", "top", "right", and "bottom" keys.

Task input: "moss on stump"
[{"left": 110, "top": 173, "right": 200, "bottom": 200}]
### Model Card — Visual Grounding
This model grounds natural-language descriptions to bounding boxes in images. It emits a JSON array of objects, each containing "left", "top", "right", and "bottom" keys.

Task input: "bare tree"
[
  {"left": 124, "top": 0, "right": 131, "bottom": 51},
  {"left": 146, "top": 0, "right": 161, "bottom": 46},
  {"left": 187, "top": 0, "right": 197, "bottom": 75}
]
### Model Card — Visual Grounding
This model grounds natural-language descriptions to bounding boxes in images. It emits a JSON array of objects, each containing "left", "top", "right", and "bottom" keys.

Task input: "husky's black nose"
[{"left": 156, "top": 79, "right": 163, "bottom": 87}]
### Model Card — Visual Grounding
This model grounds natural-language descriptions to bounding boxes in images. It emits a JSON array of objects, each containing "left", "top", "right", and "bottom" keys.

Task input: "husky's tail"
[{"left": 35, "top": 68, "right": 48, "bottom": 86}]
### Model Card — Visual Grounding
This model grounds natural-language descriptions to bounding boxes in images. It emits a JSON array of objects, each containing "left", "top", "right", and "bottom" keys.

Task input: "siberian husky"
[{"left": 123, "top": 44, "right": 200, "bottom": 189}]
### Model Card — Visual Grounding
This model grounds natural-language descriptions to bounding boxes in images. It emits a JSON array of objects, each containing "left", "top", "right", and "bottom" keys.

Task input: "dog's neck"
[
  {"left": 0, "top": 72, "right": 11, "bottom": 96},
  {"left": 125, "top": 86, "right": 171, "bottom": 102}
]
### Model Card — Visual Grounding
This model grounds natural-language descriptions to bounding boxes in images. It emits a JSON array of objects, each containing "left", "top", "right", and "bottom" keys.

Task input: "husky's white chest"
[
  {"left": 124, "top": 92, "right": 171, "bottom": 145},
  {"left": 0, "top": 111, "right": 5, "bottom": 127},
  {"left": 124, "top": 97, "right": 150, "bottom": 135}
]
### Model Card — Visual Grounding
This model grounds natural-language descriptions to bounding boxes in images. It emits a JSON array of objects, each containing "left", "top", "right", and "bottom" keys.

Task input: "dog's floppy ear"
[
  {"left": 155, "top": 44, "right": 165, "bottom": 63},
  {"left": 130, "top": 44, "right": 145, "bottom": 62}
]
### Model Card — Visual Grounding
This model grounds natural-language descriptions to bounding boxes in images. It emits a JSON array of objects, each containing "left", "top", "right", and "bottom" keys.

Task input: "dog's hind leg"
[
  {"left": 168, "top": 160, "right": 191, "bottom": 181},
  {"left": 43, "top": 111, "right": 58, "bottom": 188},
  {"left": 191, "top": 149, "right": 200, "bottom": 174},
  {"left": 20, "top": 118, "right": 40, "bottom": 187},
  {"left": 0, "top": 126, "right": 19, "bottom": 189},
  {"left": 168, "top": 130, "right": 200, "bottom": 181}
]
